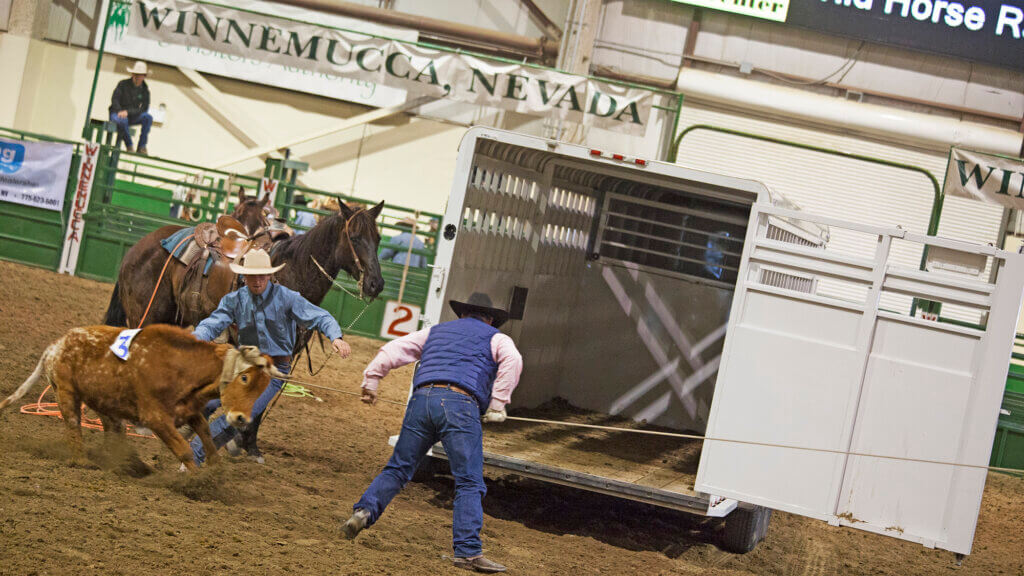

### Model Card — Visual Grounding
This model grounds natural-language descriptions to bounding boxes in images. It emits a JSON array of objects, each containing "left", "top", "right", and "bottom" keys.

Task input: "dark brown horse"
[{"left": 103, "top": 194, "right": 385, "bottom": 338}]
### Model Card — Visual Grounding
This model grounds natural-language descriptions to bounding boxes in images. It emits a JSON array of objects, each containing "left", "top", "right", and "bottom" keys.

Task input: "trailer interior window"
[{"left": 595, "top": 190, "right": 750, "bottom": 288}]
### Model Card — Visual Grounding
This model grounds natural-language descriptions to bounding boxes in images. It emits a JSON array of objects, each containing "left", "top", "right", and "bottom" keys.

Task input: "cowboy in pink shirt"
[{"left": 343, "top": 293, "right": 523, "bottom": 573}]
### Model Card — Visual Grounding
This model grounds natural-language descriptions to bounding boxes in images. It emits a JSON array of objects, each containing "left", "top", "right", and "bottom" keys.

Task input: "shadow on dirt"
[{"left": 419, "top": 468, "right": 725, "bottom": 557}]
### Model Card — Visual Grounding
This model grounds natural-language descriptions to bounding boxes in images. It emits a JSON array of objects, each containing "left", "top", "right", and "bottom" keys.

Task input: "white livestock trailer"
[{"left": 404, "top": 127, "right": 1024, "bottom": 556}]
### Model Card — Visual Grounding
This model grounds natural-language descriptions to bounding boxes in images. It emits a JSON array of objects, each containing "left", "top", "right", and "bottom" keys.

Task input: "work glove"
[
  {"left": 481, "top": 408, "right": 506, "bottom": 423},
  {"left": 361, "top": 387, "right": 378, "bottom": 405}
]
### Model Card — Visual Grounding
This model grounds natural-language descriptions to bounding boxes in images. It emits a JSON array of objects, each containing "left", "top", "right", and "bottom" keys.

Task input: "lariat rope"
[{"left": 265, "top": 361, "right": 1024, "bottom": 476}]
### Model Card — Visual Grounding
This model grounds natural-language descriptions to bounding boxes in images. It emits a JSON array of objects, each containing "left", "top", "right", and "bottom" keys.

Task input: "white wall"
[{"left": 0, "top": 35, "right": 465, "bottom": 213}]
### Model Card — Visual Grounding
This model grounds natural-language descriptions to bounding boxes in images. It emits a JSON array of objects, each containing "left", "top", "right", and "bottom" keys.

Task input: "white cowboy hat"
[
  {"left": 126, "top": 61, "right": 150, "bottom": 75},
  {"left": 229, "top": 249, "right": 285, "bottom": 275},
  {"left": 394, "top": 216, "right": 419, "bottom": 230}
]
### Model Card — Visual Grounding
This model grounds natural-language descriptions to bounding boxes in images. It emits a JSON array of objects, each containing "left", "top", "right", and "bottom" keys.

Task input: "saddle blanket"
[{"left": 160, "top": 226, "right": 216, "bottom": 276}]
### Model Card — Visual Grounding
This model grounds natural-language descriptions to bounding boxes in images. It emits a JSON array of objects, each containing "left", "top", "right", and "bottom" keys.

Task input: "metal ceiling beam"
[
  {"left": 178, "top": 66, "right": 273, "bottom": 150},
  {"left": 274, "top": 0, "right": 560, "bottom": 60},
  {"left": 517, "top": 0, "right": 563, "bottom": 41},
  {"left": 213, "top": 95, "right": 433, "bottom": 170}
]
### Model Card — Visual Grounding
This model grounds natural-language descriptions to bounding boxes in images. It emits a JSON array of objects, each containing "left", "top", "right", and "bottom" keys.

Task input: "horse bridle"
[
  {"left": 248, "top": 205, "right": 283, "bottom": 244},
  {"left": 344, "top": 208, "right": 369, "bottom": 284}
]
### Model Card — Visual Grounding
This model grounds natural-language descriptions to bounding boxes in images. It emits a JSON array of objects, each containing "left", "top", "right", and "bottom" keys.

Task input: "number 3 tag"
[{"left": 109, "top": 329, "right": 142, "bottom": 361}]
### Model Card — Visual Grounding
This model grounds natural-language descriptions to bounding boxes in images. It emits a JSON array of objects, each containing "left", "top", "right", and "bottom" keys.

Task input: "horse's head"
[
  {"left": 336, "top": 200, "right": 385, "bottom": 299},
  {"left": 231, "top": 188, "right": 275, "bottom": 237}
]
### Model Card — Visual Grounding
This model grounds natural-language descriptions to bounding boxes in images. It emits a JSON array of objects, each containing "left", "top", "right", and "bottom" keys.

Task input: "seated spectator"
[
  {"left": 293, "top": 194, "right": 317, "bottom": 234},
  {"left": 109, "top": 61, "right": 153, "bottom": 155},
  {"left": 380, "top": 216, "right": 426, "bottom": 268}
]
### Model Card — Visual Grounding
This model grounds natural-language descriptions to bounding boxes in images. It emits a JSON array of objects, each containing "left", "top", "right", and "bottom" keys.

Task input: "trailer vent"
[
  {"left": 766, "top": 222, "right": 818, "bottom": 247},
  {"left": 758, "top": 268, "right": 815, "bottom": 293}
]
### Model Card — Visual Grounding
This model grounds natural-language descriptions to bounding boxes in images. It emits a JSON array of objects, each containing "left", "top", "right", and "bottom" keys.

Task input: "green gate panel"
[
  {"left": 0, "top": 204, "right": 65, "bottom": 270},
  {"left": 109, "top": 180, "right": 173, "bottom": 215},
  {"left": 990, "top": 391, "right": 1024, "bottom": 472}
]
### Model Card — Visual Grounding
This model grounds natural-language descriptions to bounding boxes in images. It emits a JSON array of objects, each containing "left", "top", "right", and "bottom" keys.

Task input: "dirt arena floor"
[{"left": 1, "top": 259, "right": 1022, "bottom": 576}]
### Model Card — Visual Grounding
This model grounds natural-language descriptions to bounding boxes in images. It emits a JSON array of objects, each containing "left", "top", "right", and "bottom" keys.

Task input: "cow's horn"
[
  {"left": 239, "top": 345, "right": 263, "bottom": 363},
  {"left": 268, "top": 365, "right": 289, "bottom": 379}
]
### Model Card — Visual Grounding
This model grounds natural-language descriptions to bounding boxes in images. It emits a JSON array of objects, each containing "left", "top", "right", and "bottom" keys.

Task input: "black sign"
[{"left": 786, "top": 0, "right": 1023, "bottom": 70}]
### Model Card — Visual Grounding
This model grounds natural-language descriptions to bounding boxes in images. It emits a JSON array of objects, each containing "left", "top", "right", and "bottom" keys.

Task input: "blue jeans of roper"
[
  {"left": 190, "top": 359, "right": 291, "bottom": 464},
  {"left": 354, "top": 386, "right": 486, "bottom": 558},
  {"left": 109, "top": 111, "right": 153, "bottom": 150}
]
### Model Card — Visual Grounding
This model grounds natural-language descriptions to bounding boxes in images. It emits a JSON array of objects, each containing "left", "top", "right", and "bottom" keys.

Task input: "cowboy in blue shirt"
[
  {"left": 379, "top": 217, "right": 426, "bottom": 268},
  {"left": 190, "top": 249, "right": 351, "bottom": 464}
]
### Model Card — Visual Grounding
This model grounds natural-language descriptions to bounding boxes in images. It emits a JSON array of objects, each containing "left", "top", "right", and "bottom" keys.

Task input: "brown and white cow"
[{"left": 0, "top": 324, "right": 281, "bottom": 472}]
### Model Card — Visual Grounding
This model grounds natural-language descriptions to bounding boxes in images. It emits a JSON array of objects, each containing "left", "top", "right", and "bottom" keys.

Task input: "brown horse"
[{"left": 103, "top": 196, "right": 385, "bottom": 344}]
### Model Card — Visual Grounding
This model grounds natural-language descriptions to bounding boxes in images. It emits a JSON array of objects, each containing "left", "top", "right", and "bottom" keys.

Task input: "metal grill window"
[{"left": 595, "top": 192, "right": 749, "bottom": 288}]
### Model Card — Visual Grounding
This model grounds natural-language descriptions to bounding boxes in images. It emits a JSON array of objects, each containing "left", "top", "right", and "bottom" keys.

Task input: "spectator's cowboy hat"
[
  {"left": 230, "top": 249, "right": 285, "bottom": 275},
  {"left": 395, "top": 216, "right": 418, "bottom": 230},
  {"left": 450, "top": 292, "right": 509, "bottom": 328},
  {"left": 293, "top": 193, "right": 309, "bottom": 205},
  {"left": 126, "top": 61, "right": 150, "bottom": 75}
]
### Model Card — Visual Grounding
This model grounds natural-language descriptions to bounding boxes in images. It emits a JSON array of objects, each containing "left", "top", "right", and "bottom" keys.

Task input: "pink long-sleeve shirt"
[{"left": 362, "top": 325, "right": 523, "bottom": 412}]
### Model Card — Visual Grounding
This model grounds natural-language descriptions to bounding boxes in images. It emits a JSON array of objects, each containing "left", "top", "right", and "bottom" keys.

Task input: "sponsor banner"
[
  {"left": 98, "top": 0, "right": 412, "bottom": 108},
  {"left": 943, "top": 148, "right": 1024, "bottom": 211},
  {"left": 0, "top": 138, "right": 73, "bottom": 212},
  {"left": 106, "top": 0, "right": 654, "bottom": 134},
  {"left": 59, "top": 141, "right": 101, "bottom": 275}
]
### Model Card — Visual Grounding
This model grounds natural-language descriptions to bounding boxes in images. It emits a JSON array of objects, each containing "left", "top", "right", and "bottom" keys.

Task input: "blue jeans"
[
  {"left": 190, "top": 359, "right": 291, "bottom": 464},
  {"left": 109, "top": 111, "right": 152, "bottom": 150},
  {"left": 355, "top": 387, "right": 485, "bottom": 558}
]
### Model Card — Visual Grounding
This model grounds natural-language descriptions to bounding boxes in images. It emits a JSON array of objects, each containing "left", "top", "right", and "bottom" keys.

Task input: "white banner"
[
  {"left": 259, "top": 177, "right": 280, "bottom": 205},
  {"left": 103, "top": 0, "right": 655, "bottom": 135},
  {"left": 59, "top": 141, "right": 101, "bottom": 275},
  {"left": 98, "top": 0, "right": 413, "bottom": 108},
  {"left": 944, "top": 148, "right": 1024, "bottom": 211},
  {"left": 0, "top": 138, "right": 73, "bottom": 212},
  {"left": 380, "top": 300, "right": 421, "bottom": 340}
]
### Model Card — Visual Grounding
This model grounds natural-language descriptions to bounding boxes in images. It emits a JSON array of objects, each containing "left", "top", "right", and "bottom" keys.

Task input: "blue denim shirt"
[
  {"left": 380, "top": 231, "right": 426, "bottom": 267},
  {"left": 193, "top": 283, "right": 342, "bottom": 356}
]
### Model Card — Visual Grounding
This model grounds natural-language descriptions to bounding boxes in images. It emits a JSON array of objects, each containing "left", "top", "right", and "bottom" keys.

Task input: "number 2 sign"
[{"left": 380, "top": 301, "right": 422, "bottom": 340}]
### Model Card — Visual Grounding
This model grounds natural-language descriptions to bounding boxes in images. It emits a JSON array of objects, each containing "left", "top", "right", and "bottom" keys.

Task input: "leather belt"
[{"left": 419, "top": 382, "right": 473, "bottom": 398}]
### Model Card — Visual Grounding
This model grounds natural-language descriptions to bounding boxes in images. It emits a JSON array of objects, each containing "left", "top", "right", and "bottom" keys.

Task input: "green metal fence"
[{"left": 0, "top": 125, "right": 440, "bottom": 340}]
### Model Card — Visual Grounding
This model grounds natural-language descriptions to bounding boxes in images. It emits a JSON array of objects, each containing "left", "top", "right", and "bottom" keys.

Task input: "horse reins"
[{"left": 137, "top": 233, "right": 195, "bottom": 328}]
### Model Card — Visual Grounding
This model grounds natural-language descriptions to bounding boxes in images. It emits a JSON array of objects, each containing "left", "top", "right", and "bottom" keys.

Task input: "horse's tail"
[{"left": 103, "top": 282, "right": 128, "bottom": 327}]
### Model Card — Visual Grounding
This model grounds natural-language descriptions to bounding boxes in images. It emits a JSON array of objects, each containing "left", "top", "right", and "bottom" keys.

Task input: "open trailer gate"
[
  {"left": 413, "top": 128, "right": 1024, "bottom": 555},
  {"left": 698, "top": 203, "right": 1024, "bottom": 555}
]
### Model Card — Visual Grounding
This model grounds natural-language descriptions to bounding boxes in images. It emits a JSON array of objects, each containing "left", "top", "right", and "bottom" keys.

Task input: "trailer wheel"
[
  {"left": 411, "top": 456, "right": 439, "bottom": 483},
  {"left": 722, "top": 505, "right": 772, "bottom": 553}
]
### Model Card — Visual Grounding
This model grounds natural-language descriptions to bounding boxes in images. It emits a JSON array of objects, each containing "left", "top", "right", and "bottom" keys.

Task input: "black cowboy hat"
[
  {"left": 293, "top": 193, "right": 309, "bottom": 205},
  {"left": 449, "top": 292, "right": 509, "bottom": 328}
]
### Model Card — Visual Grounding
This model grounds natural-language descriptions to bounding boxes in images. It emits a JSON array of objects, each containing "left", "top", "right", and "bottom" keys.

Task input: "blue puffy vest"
[{"left": 413, "top": 318, "right": 500, "bottom": 413}]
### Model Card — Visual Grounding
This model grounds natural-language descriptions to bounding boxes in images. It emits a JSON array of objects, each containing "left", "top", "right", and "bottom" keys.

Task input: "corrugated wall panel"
[{"left": 674, "top": 103, "right": 1003, "bottom": 323}]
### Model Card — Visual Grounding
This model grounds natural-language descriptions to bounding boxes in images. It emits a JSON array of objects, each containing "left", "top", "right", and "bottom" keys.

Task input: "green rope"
[{"left": 281, "top": 383, "right": 321, "bottom": 401}]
